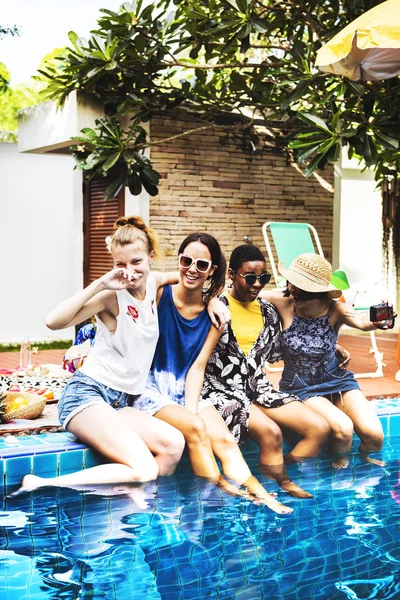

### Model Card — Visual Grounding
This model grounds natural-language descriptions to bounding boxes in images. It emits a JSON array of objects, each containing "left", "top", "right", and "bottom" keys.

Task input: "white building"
[{"left": 0, "top": 93, "right": 391, "bottom": 344}]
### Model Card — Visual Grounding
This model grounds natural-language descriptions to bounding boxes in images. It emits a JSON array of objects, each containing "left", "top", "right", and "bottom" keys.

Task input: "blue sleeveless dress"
[
  {"left": 279, "top": 304, "right": 360, "bottom": 401},
  {"left": 135, "top": 285, "right": 212, "bottom": 414}
]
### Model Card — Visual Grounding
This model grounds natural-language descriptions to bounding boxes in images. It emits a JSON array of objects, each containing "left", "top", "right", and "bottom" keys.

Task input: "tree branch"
[
  {"left": 134, "top": 120, "right": 255, "bottom": 150},
  {"left": 164, "top": 60, "right": 272, "bottom": 71}
]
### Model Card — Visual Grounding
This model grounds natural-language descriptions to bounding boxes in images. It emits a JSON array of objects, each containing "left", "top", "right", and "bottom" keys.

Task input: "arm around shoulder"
[{"left": 152, "top": 270, "right": 179, "bottom": 290}]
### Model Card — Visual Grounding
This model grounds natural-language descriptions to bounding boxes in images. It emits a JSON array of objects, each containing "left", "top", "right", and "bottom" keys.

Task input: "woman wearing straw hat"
[{"left": 260, "top": 253, "right": 393, "bottom": 468}]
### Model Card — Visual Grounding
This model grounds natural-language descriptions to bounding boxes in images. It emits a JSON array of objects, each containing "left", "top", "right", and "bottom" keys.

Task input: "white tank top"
[{"left": 80, "top": 275, "right": 159, "bottom": 394}]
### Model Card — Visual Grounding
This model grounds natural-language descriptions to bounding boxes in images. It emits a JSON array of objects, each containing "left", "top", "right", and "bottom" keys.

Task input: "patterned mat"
[{"left": 0, "top": 374, "right": 71, "bottom": 401}]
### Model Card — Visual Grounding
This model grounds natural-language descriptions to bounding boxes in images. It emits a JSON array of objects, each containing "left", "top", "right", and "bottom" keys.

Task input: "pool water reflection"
[{"left": 1, "top": 437, "right": 400, "bottom": 599}]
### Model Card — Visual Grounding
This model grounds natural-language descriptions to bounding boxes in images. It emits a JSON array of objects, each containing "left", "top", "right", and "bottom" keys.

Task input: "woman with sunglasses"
[
  {"left": 135, "top": 233, "right": 292, "bottom": 514},
  {"left": 202, "top": 245, "right": 332, "bottom": 492}
]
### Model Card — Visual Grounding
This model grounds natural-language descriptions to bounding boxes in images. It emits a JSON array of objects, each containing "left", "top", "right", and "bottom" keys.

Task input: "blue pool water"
[{"left": 1, "top": 409, "right": 400, "bottom": 599}]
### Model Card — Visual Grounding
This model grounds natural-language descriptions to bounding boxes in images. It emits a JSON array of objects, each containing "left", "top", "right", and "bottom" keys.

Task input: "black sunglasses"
[
  {"left": 238, "top": 272, "right": 271, "bottom": 286},
  {"left": 179, "top": 254, "right": 213, "bottom": 273}
]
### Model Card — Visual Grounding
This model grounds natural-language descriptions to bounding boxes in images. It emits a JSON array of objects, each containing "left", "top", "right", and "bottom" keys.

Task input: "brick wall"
[{"left": 149, "top": 114, "right": 334, "bottom": 275}]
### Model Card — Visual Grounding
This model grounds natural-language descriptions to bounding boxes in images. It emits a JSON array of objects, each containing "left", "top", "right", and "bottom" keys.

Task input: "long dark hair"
[{"left": 178, "top": 233, "right": 226, "bottom": 300}]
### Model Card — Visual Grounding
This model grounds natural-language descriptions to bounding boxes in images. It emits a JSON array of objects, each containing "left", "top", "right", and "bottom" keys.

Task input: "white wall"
[{"left": 0, "top": 144, "right": 82, "bottom": 343}]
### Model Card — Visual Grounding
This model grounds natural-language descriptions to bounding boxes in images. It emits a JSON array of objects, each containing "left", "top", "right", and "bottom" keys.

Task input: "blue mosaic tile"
[
  {"left": 5, "top": 455, "right": 32, "bottom": 484},
  {"left": 59, "top": 449, "right": 84, "bottom": 475},
  {"left": 11, "top": 436, "right": 45, "bottom": 447},
  {"left": 33, "top": 453, "right": 58, "bottom": 477},
  {"left": 35, "top": 432, "right": 74, "bottom": 443},
  {"left": 84, "top": 448, "right": 106, "bottom": 469}
]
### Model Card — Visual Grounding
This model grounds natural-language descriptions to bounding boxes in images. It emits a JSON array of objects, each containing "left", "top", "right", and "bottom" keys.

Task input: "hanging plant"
[{"left": 70, "top": 115, "right": 160, "bottom": 200}]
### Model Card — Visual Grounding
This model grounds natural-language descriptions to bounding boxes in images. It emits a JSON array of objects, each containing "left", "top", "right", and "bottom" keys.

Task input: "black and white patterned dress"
[{"left": 202, "top": 294, "right": 301, "bottom": 446}]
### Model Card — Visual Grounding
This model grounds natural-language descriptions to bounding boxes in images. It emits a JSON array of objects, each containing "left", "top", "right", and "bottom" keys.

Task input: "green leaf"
[
  {"left": 102, "top": 151, "right": 122, "bottom": 171},
  {"left": 297, "top": 144, "right": 324, "bottom": 163},
  {"left": 141, "top": 176, "right": 159, "bottom": 196},
  {"left": 374, "top": 131, "right": 399, "bottom": 150},
  {"left": 346, "top": 80, "right": 366, "bottom": 96},
  {"left": 289, "top": 138, "right": 325, "bottom": 150},
  {"left": 236, "top": 0, "right": 249, "bottom": 14},
  {"left": 281, "top": 80, "right": 310, "bottom": 111},
  {"left": 297, "top": 112, "right": 332, "bottom": 133},
  {"left": 86, "top": 66, "right": 103, "bottom": 78},
  {"left": 67, "top": 31, "right": 86, "bottom": 56},
  {"left": 80, "top": 128, "right": 98, "bottom": 139},
  {"left": 363, "top": 135, "right": 378, "bottom": 166},
  {"left": 133, "top": 151, "right": 149, "bottom": 166},
  {"left": 104, "top": 61, "right": 117, "bottom": 71},
  {"left": 303, "top": 152, "right": 324, "bottom": 177},
  {"left": 141, "top": 167, "right": 160, "bottom": 185},
  {"left": 128, "top": 172, "right": 143, "bottom": 196},
  {"left": 104, "top": 177, "right": 124, "bottom": 200},
  {"left": 252, "top": 18, "right": 268, "bottom": 33}
]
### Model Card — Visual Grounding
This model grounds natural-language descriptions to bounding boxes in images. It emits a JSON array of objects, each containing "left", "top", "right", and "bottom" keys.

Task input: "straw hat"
[{"left": 278, "top": 253, "right": 342, "bottom": 299}]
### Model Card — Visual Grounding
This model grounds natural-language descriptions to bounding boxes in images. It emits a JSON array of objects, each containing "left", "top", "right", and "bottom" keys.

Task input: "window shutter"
[{"left": 83, "top": 177, "right": 124, "bottom": 286}]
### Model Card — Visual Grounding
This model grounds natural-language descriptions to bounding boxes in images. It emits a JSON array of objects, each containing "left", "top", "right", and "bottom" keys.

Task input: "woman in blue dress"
[
  {"left": 261, "top": 253, "right": 393, "bottom": 468},
  {"left": 135, "top": 233, "right": 292, "bottom": 514}
]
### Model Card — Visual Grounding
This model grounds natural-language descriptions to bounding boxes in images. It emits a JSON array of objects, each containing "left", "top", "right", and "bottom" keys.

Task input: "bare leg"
[
  {"left": 155, "top": 404, "right": 221, "bottom": 478},
  {"left": 248, "top": 404, "right": 312, "bottom": 498},
  {"left": 12, "top": 404, "right": 184, "bottom": 495},
  {"left": 256, "top": 401, "right": 330, "bottom": 462},
  {"left": 334, "top": 389, "right": 385, "bottom": 466},
  {"left": 304, "top": 396, "right": 353, "bottom": 468},
  {"left": 117, "top": 407, "right": 185, "bottom": 476},
  {"left": 199, "top": 406, "right": 293, "bottom": 514}
]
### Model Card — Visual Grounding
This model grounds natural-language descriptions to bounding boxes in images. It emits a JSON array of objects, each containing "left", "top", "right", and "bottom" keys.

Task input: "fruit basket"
[{"left": 0, "top": 391, "right": 46, "bottom": 422}]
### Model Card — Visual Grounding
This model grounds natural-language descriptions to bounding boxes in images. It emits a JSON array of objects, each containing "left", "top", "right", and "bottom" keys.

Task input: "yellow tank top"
[{"left": 227, "top": 294, "right": 264, "bottom": 355}]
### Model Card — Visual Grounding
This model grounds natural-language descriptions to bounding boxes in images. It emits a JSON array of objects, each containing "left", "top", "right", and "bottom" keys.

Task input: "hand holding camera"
[{"left": 369, "top": 303, "right": 396, "bottom": 329}]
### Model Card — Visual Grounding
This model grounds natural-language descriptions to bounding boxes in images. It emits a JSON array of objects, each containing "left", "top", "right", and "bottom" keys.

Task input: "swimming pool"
[{"left": 1, "top": 400, "right": 400, "bottom": 600}]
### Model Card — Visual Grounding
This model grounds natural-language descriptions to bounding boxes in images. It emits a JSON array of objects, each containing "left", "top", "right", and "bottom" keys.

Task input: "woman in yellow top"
[{"left": 203, "top": 244, "right": 331, "bottom": 497}]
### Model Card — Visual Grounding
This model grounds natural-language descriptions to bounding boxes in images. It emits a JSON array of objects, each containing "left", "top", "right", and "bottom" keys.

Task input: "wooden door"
[{"left": 83, "top": 177, "right": 124, "bottom": 286}]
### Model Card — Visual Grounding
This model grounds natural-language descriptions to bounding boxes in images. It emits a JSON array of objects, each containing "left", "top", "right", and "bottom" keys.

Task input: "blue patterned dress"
[{"left": 279, "top": 304, "right": 360, "bottom": 401}]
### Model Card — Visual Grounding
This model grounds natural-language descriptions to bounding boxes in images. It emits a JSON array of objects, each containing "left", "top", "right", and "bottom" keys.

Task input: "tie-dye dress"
[{"left": 134, "top": 285, "right": 212, "bottom": 415}]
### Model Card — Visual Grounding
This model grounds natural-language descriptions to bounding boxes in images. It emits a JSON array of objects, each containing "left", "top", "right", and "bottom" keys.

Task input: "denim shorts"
[{"left": 58, "top": 370, "right": 139, "bottom": 430}]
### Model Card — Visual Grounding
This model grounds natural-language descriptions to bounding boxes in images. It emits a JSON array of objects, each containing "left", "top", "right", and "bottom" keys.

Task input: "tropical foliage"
[
  {"left": 71, "top": 116, "right": 160, "bottom": 200},
  {"left": 0, "top": 63, "right": 42, "bottom": 142},
  {"left": 37, "top": 0, "right": 399, "bottom": 195}
]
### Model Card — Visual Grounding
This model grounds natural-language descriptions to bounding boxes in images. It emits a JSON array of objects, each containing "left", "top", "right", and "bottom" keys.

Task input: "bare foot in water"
[
  {"left": 260, "top": 464, "right": 312, "bottom": 498},
  {"left": 360, "top": 454, "right": 386, "bottom": 467},
  {"left": 249, "top": 492, "right": 293, "bottom": 514},
  {"left": 210, "top": 475, "right": 250, "bottom": 499},
  {"left": 8, "top": 474, "right": 44, "bottom": 497},
  {"left": 280, "top": 480, "right": 313, "bottom": 499},
  {"left": 332, "top": 456, "right": 349, "bottom": 469},
  {"left": 243, "top": 476, "right": 293, "bottom": 514}
]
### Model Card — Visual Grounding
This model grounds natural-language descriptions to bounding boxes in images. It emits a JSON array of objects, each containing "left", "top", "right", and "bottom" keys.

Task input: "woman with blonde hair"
[{"left": 13, "top": 216, "right": 187, "bottom": 495}]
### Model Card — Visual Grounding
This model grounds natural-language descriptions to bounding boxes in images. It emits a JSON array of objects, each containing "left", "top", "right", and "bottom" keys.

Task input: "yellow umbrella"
[{"left": 315, "top": 0, "right": 400, "bottom": 81}]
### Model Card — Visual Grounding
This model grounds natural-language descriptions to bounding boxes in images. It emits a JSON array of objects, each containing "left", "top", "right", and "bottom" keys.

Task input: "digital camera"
[{"left": 369, "top": 303, "right": 394, "bottom": 322}]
